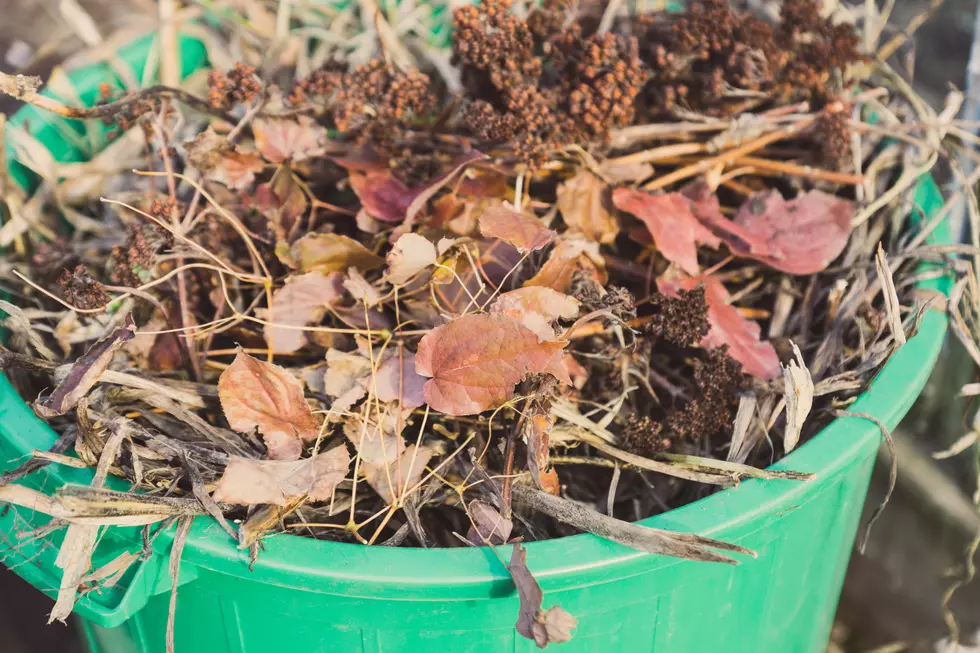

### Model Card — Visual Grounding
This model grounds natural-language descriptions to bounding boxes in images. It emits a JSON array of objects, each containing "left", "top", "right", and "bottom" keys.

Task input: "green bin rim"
[{"left": 0, "top": 29, "right": 951, "bottom": 623}]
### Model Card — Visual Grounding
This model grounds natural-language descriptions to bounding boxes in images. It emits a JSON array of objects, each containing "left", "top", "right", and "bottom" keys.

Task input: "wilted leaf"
[
  {"left": 510, "top": 543, "right": 577, "bottom": 648},
  {"left": 373, "top": 349, "right": 427, "bottom": 409},
  {"left": 613, "top": 188, "right": 720, "bottom": 276},
  {"left": 467, "top": 500, "right": 513, "bottom": 545},
  {"left": 253, "top": 116, "right": 328, "bottom": 164},
  {"left": 526, "top": 414, "right": 560, "bottom": 496},
  {"left": 35, "top": 316, "right": 136, "bottom": 418},
  {"left": 722, "top": 190, "right": 855, "bottom": 275},
  {"left": 184, "top": 127, "right": 264, "bottom": 190},
  {"left": 403, "top": 150, "right": 487, "bottom": 227},
  {"left": 490, "top": 287, "right": 579, "bottom": 341},
  {"left": 263, "top": 271, "right": 344, "bottom": 353},
  {"left": 782, "top": 342, "right": 813, "bottom": 453},
  {"left": 524, "top": 238, "right": 607, "bottom": 293},
  {"left": 415, "top": 314, "right": 568, "bottom": 416},
  {"left": 556, "top": 171, "right": 618, "bottom": 244},
  {"left": 324, "top": 348, "right": 373, "bottom": 415},
  {"left": 343, "top": 268, "right": 385, "bottom": 307},
  {"left": 218, "top": 350, "right": 323, "bottom": 460},
  {"left": 479, "top": 205, "right": 555, "bottom": 252},
  {"left": 254, "top": 173, "right": 308, "bottom": 239},
  {"left": 289, "top": 232, "right": 384, "bottom": 273},
  {"left": 212, "top": 447, "right": 350, "bottom": 505},
  {"left": 660, "top": 276, "right": 781, "bottom": 379},
  {"left": 349, "top": 171, "right": 417, "bottom": 224},
  {"left": 363, "top": 444, "right": 434, "bottom": 504},
  {"left": 599, "top": 160, "right": 654, "bottom": 185},
  {"left": 386, "top": 233, "right": 438, "bottom": 285},
  {"left": 344, "top": 406, "right": 407, "bottom": 465}
]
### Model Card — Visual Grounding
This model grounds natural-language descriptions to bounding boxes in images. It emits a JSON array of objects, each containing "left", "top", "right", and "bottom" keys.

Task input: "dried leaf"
[
  {"left": 35, "top": 316, "right": 136, "bottom": 418},
  {"left": 509, "top": 543, "right": 578, "bottom": 648},
  {"left": 490, "top": 287, "right": 579, "bottom": 341},
  {"left": 254, "top": 174, "right": 308, "bottom": 237},
  {"left": 415, "top": 314, "right": 568, "bottom": 416},
  {"left": 349, "top": 171, "right": 417, "bottom": 224},
  {"left": 218, "top": 350, "right": 323, "bottom": 460},
  {"left": 613, "top": 188, "right": 720, "bottom": 276},
  {"left": 385, "top": 233, "right": 438, "bottom": 285},
  {"left": 403, "top": 150, "right": 487, "bottom": 227},
  {"left": 722, "top": 190, "right": 855, "bottom": 275},
  {"left": 373, "top": 349, "right": 427, "bottom": 409},
  {"left": 324, "top": 348, "right": 372, "bottom": 415},
  {"left": 263, "top": 271, "right": 344, "bottom": 353},
  {"left": 479, "top": 205, "right": 555, "bottom": 252},
  {"left": 290, "top": 232, "right": 384, "bottom": 273},
  {"left": 781, "top": 342, "right": 813, "bottom": 453},
  {"left": 0, "top": 299, "right": 56, "bottom": 360},
  {"left": 184, "top": 127, "right": 264, "bottom": 190},
  {"left": 343, "top": 268, "right": 385, "bottom": 307},
  {"left": 526, "top": 414, "right": 560, "bottom": 496},
  {"left": 363, "top": 444, "right": 434, "bottom": 504},
  {"left": 344, "top": 406, "right": 407, "bottom": 465},
  {"left": 875, "top": 244, "right": 907, "bottom": 346},
  {"left": 661, "top": 276, "right": 781, "bottom": 379},
  {"left": 253, "top": 116, "right": 328, "bottom": 164},
  {"left": 524, "top": 238, "right": 607, "bottom": 293},
  {"left": 599, "top": 160, "right": 654, "bottom": 185},
  {"left": 556, "top": 171, "right": 618, "bottom": 244},
  {"left": 467, "top": 500, "right": 513, "bottom": 545},
  {"left": 212, "top": 447, "right": 350, "bottom": 505}
]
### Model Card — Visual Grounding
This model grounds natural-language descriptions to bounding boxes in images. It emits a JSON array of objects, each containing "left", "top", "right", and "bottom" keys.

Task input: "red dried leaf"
[
  {"left": 613, "top": 188, "right": 720, "bottom": 276},
  {"left": 212, "top": 447, "right": 350, "bottom": 506},
  {"left": 253, "top": 116, "right": 328, "bottom": 164},
  {"left": 415, "top": 314, "right": 568, "bottom": 416},
  {"left": 524, "top": 238, "right": 607, "bottom": 293},
  {"left": 479, "top": 206, "right": 555, "bottom": 252},
  {"left": 218, "top": 350, "right": 323, "bottom": 459},
  {"left": 263, "top": 271, "right": 344, "bottom": 353},
  {"left": 660, "top": 276, "right": 781, "bottom": 380},
  {"left": 349, "top": 171, "right": 418, "bottom": 224},
  {"left": 556, "top": 171, "right": 618, "bottom": 244},
  {"left": 726, "top": 189, "right": 855, "bottom": 274}
]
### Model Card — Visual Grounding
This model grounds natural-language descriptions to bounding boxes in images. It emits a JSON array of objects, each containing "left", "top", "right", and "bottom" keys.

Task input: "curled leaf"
[
  {"left": 349, "top": 171, "right": 417, "bottom": 224},
  {"left": 556, "top": 170, "right": 618, "bottom": 244},
  {"left": 253, "top": 116, "right": 328, "bottom": 164},
  {"left": 344, "top": 406, "right": 407, "bottom": 465},
  {"left": 782, "top": 342, "right": 813, "bottom": 453},
  {"left": 479, "top": 205, "right": 555, "bottom": 252},
  {"left": 613, "top": 188, "right": 720, "bottom": 276},
  {"left": 385, "top": 233, "right": 438, "bottom": 285},
  {"left": 415, "top": 314, "right": 567, "bottom": 416},
  {"left": 185, "top": 127, "right": 264, "bottom": 190},
  {"left": 213, "top": 447, "right": 350, "bottom": 506},
  {"left": 218, "top": 350, "right": 323, "bottom": 460},
  {"left": 343, "top": 268, "right": 385, "bottom": 307},
  {"left": 263, "top": 271, "right": 344, "bottom": 353},
  {"left": 524, "top": 238, "right": 607, "bottom": 293},
  {"left": 467, "top": 500, "right": 513, "bottom": 545},
  {"left": 289, "top": 232, "right": 384, "bottom": 273},
  {"left": 35, "top": 316, "right": 136, "bottom": 418},
  {"left": 510, "top": 543, "right": 578, "bottom": 648}
]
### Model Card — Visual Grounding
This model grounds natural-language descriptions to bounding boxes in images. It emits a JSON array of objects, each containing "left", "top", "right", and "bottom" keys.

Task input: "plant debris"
[{"left": 0, "top": 0, "right": 974, "bottom": 647}]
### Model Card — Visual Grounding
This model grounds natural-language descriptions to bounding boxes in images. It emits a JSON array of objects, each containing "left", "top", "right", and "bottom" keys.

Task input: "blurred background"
[{"left": 0, "top": 1, "right": 977, "bottom": 652}]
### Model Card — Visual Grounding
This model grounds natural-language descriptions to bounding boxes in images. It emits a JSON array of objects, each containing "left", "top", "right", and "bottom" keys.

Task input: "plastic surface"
[{"left": 1, "top": 29, "right": 950, "bottom": 653}]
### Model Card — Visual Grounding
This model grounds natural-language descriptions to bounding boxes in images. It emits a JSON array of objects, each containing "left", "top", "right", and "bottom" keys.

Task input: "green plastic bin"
[{"left": 0, "top": 29, "right": 951, "bottom": 653}]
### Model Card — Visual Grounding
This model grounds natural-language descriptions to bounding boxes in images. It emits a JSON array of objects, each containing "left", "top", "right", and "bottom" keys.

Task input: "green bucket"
[{"left": 0, "top": 30, "right": 950, "bottom": 653}]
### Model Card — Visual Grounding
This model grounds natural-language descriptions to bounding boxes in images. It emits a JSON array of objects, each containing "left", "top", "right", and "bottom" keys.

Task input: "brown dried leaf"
[
  {"left": 556, "top": 171, "right": 618, "bottom": 244},
  {"left": 385, "top": 233, "right": 438, "bottom": 285},
  {"left": 344, "top": 407, "right": 406, "bottom": 466},
  {"left": 613, "top": 188, "right": 720, "bottom": 276},
  {"left": 185, "top": 127, "right": 264, "bottom": 190},
  {"left": 403, "top": 150, "right": 487, "bottom": 228},
  {"left": 343, "top": 268, "right": 385, "bottom": 307},
  {"left": 212, "top": 447, "right": 350, "bottom": 505},
  {"left": 35, "top": 316, "right": 136, "bottom": 418},
  {"left": 263, "top": 271, "right": 344, "bottom": 353},
  {"left": 415, "top": 314, "right": 567, "bottom": 416},
  {"left": 290, "top": 232, "right": 384, "bottom": 273},
  {"left": 479, "top": 205, "right": 555, "bottom": 252},
  {"left": 363, "top": 444, "right": 435, "bottom": 504},
  {"left": 510, "top": 543, "right": 578, "bottom": 648},
  {"left": 466, "top": 499, "right": 513, "bottom": 545},
  {"left": 253, "top": 116, "right": 328, "bottom": 164},
  {"left": 218, "top": 350, "right": 323, "bottom": 460},
  {"left": 524, "top": 238, "right": 607, "bottom": 293}
]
